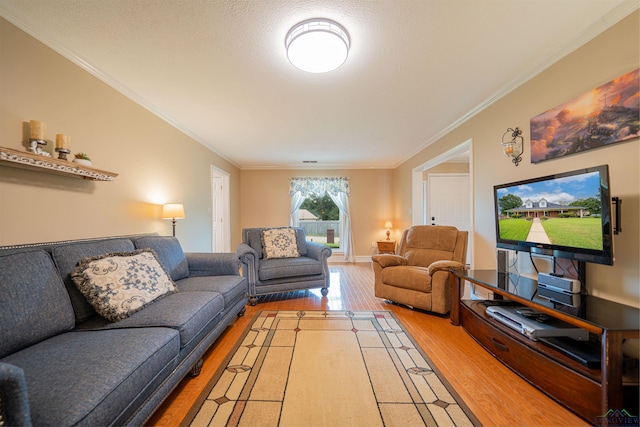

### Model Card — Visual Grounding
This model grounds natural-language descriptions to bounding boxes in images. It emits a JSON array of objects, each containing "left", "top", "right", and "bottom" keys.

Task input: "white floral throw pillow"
[
  {"left": 71, "top": 249, "right": 177, "bottom": 322},
  {"left": 262, "top": 227, "right": 300, "bottom": 259}
]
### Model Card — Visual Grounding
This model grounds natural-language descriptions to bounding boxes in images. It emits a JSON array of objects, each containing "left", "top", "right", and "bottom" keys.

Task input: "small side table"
[{"left": 377, "top": 240, "right": 396, "bottom": 254}]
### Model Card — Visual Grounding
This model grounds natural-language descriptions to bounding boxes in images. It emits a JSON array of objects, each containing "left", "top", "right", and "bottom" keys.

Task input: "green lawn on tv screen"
[
  {"left": 498, "top": 218, "right": 532, "bottom": 241},
  {"left": 542, "top": 217, "right": 603, "bottom": 250},
  {"left": 498, "top": 217, "right": 602, "bottom": 250}
]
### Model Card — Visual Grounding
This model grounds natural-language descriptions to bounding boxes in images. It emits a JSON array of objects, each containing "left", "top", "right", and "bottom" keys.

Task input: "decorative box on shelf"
[
  {"left": 377, "top": 240, "right": 396, "bottom": 254},
  {"left": 0, "top": 146, "right": 118, "bottom": 181}
]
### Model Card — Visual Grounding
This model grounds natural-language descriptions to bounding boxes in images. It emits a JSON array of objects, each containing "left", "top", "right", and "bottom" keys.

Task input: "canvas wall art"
[{"left": 530, "top": 68, "right": 639, "bottom": 163}]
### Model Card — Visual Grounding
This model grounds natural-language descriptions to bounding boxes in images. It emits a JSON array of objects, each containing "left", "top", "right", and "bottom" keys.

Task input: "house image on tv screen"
[{"left": 507, "top": 198, "right": 588, "bottom": 219}]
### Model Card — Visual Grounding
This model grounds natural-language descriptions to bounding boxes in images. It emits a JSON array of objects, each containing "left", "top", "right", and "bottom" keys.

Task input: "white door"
[
  {"left": 211, "top": 167, "right": 230, "bottom": 252},
  {"left": 427, "top": 174, "right": 470, "bottom": 230}
]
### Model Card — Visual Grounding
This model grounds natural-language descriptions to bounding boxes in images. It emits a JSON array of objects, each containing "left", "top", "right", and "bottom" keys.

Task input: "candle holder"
[
  {"left": 28, "top": 139, "right": 51, "bottom": 157},
  {"left": 55, "top": 147, "right": 71, "bottom": 161}
]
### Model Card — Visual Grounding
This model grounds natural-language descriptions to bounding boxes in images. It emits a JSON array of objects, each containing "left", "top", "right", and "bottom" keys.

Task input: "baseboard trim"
[{"left": 328, "top": 255, "right": 374, "bottom": 263}]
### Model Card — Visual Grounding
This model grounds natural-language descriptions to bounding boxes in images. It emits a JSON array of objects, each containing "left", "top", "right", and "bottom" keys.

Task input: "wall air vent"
[{"left": 302, "top": 160, "right": 318, "bottom": 163}]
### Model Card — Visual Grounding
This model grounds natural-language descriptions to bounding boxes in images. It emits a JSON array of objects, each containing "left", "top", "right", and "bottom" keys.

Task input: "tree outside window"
[
  {"left": 299, "top": 194, "right": 340, "bottom": 249},
  {"left": 300, "top": 194, "right": 339, "bottom": 220}
]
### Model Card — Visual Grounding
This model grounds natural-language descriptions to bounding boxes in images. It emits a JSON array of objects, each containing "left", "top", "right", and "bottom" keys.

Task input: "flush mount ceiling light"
[{"left": 285, "top": 18, "right": 350, "bottom": 73}]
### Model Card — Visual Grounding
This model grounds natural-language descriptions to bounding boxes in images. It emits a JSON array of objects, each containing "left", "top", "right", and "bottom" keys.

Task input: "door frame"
[
  {"left": 411, "top": 139, "right": 474, "bottom": 267},
  {"left": 211, "top": 166, "right": 230, "bottom": 252}
]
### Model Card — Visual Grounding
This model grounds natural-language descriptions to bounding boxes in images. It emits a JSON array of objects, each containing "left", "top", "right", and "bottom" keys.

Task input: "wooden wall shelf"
[{"left": 0, "top": 146, "right": 118, "bottom": 181}]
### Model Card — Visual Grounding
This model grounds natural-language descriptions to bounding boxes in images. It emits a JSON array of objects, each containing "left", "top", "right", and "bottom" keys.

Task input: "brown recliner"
[{"left": 372, "top": 225, "right": 468, "bottom": 314}]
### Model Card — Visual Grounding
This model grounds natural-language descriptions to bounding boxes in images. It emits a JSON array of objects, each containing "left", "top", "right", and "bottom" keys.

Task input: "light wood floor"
[{"left": 148, "top": 263, "right": 588, "bottom": 427}]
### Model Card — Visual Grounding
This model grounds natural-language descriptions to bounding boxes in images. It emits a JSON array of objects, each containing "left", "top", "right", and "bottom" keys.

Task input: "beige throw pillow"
[
  {"left": 71, "top": 249, "right": 177, "bottom": 322},
  {"left": 262, "top": 228, "right": 300, "bottom": 259}
]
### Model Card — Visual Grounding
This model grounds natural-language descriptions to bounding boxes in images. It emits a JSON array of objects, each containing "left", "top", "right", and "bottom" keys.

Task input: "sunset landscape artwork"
[{"left": 530, "top": 68, "right": 639, "bottom": 163}]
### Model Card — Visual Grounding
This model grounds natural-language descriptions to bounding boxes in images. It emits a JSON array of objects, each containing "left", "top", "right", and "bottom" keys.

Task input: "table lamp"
[
  {"left": 384, "top": 221, "right": 393, "bottom": 240},
  {"left": 162, "top": 203, "right": 185, "bottom": 237}
]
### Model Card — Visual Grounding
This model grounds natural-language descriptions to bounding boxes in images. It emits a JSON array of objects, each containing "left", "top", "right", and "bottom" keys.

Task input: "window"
[
  {"left": 289, "top": 177, "right": 354, "bottom": 262},
  {"left": 299, "top": 194, "right": 341, "bottom": 249}
]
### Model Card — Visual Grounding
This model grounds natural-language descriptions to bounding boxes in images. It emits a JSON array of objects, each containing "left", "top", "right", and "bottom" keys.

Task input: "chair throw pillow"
[
  {"left": 71, "top": 249, "right": 177, "bottom": 322},
  {"left": 262, "top": 227, "right": 300, "bottom": 259}
]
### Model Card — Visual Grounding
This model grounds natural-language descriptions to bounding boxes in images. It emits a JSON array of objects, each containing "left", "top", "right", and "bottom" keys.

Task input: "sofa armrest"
[
  {"left": 236, "top": 243, "right": 259, "bottom": 286},
  {"left": 428, "top": 260, "right": 466, "bottom": 276},
  {"left": 305, "top": 241, "right": 332, "bottom": 261},
  {"left": 0, "top": 362, "right": 32, "bottom": 426},
  {"left": 371, "top": 254, "right": 407, "bottom": 268},
  {"left": 185, "top": 252, "right": 241, "bottom": 277}
]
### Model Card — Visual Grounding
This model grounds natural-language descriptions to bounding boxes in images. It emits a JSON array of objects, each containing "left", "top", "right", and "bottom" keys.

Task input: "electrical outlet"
[{"left": 371, "top": 241, "right": 376, "bottom": 248}]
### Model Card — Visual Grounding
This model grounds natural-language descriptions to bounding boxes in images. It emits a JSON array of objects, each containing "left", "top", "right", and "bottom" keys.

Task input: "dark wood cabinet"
[{"left": 450, "top": 270, "right": 639, "bottom": 423}]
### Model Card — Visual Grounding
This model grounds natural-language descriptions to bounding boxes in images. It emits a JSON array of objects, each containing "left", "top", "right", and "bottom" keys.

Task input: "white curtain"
[
  {"left": 289, "top": 191, "right": 306, "bottom": 227},
  {"left": 327, "top": 190, "right": 355, "bottom": 263},
  {"left": 289, "top": 177, "right": 355, "bottom": 263}
]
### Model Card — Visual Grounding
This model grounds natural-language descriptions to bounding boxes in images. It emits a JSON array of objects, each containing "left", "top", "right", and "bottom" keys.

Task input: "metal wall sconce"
[{"left": 501, "top": 127, "right": 523, "bottom": 166}]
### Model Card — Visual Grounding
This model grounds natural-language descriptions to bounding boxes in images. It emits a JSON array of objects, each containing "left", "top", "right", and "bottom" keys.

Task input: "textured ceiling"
[{"left": 0, "top": 0, "right": 636, "bottom": 169}]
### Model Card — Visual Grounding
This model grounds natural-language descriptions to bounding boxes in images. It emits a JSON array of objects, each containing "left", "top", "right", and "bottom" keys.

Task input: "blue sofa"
[
  {"left": 0, "top": 234, "right": 247, "bottom": 426},
  {"left": 237, "top": 227, "right": 332, "bottom": 305}
]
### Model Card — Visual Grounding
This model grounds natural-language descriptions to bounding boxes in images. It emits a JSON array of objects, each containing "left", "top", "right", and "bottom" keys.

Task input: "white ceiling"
[{"left": 0, "top": 0, "right": 636, "bottom": 169}]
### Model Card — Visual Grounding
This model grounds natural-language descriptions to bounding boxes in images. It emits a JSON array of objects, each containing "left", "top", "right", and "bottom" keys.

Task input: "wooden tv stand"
[{"left": 450, "top": 269, "right": 639, "bottom": 423}]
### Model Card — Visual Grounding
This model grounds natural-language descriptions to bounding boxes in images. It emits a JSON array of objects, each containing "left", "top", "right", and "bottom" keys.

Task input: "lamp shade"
[
  {"left": 285, "top": 18, "right": 350, "bottom": 73},
  {"left": 384, "top": 221, "right": 393, "bottom": 229},
  {"left": 162, "top": 203, "right": 185, "bottom": 220}
]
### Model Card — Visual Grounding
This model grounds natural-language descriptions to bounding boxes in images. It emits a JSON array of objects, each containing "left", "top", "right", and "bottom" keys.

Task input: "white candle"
[{"left": 30, "top": 120, "right": 46, "bottom": 140}]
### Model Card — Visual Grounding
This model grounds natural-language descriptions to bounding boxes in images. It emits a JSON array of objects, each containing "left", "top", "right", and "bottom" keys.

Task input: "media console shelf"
[
  {"left": 0, "top": 146, "right": 118, "bottom": 181},
  {"left": 450, "top": 269, "right": 639, "bottom": 423}
]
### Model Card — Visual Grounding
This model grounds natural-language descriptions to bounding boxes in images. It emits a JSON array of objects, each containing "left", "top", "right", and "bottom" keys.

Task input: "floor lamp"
[{"left": 162, "top": 203, "right": 185, "bottom": 237}]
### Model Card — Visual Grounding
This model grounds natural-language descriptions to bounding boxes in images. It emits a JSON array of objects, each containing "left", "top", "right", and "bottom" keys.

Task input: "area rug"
[{"left": 183, "top": 310, "right": 481, "bottom": 427}]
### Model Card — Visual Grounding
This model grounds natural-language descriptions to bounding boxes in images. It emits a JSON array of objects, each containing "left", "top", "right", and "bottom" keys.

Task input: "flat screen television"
[{"left": 493, "top": 165, "right": 613, "bottom": 266}]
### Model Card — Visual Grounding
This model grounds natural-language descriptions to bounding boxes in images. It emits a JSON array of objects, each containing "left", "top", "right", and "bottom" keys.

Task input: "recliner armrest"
[
  {"left": 371, "top": 254, "right": 407, "bottom": 268},
  {"left": 428, "top": 260, "right": 465, "bottom": 276},
  {"left": 0, "top": 362, "right": 32, "bottom": 426},
  {"left": 185, "top": 252, "right": 241, "bottom": 276}
]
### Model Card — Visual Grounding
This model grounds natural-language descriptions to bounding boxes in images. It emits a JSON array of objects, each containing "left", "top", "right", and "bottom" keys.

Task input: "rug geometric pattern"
[{"left": 185, "top": 310, "right": 481, "bottom": 427}]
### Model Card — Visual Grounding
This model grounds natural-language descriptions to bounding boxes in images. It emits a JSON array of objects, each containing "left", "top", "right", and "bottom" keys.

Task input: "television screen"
[{"left": 494, "top": 165, "right": 613, "bottom": 265}]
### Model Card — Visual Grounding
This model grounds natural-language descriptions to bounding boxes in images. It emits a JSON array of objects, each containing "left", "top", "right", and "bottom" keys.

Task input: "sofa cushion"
[
  {"left": 101, "top": 291, "right": 224, "bottom": 348},
  {"left": 381, "top": 266, "right": 432, "bottom": 292},
  {"left": 0, "top": 250, "right": 75, "bottom": 359},
  {"left": 258, "top": 256, "right": 323, "bottom": 281},
  {"left": 2, "top": 328, "right": 180, "bottom": 427},
  {"left": 262, "top": 227, "right": 300, "bottom": 259},
  {"left": 71, "top": 250, "right": 178, "bottom": 322},
  {"left": 51, "top": 238, "right": 136, "bottom": 322},
  {"left": 133, "top": 236, "right": 189, "bottom": 281},
  {"left": 177, "top": 275, "right": 247, "bottom": 307}
]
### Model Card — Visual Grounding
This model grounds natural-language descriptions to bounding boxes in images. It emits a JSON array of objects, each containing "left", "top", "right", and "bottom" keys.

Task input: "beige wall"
[
  {"left": 394, "top": 11, "right": 639, "bottom": 307},
  {"left": 0, "top": 18, "right": 241, "bottom": 252},
  {"left": 240, "top": 169, "right": 395, "bottom": 257}
]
